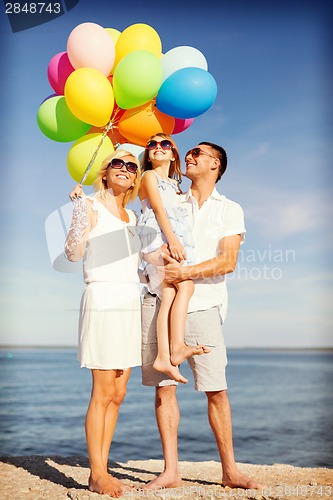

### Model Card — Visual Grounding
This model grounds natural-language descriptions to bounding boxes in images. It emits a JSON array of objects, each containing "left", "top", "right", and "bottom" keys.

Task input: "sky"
[{"left": 0, "top": 0, "right": 332, "bottom": 348}]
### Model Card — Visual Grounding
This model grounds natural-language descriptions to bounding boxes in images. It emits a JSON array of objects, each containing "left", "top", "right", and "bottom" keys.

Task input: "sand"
[{"left": 1, "top": 456, "right": 332, "bottom": 499}]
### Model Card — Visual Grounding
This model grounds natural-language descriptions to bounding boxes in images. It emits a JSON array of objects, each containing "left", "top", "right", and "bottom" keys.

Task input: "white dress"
[{"left": 78, "top": 197, "right": 142, "bottom": 370}]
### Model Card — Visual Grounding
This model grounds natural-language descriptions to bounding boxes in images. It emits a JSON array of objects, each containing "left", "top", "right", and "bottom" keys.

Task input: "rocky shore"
[{"left": 1, "top": 456, "right": 332, "bottom": 499}]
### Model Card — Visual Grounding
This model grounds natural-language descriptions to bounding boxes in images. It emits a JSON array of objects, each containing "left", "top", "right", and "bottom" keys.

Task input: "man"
[{"left": 141, "top": 142, "right": 263, "bottom": 490}]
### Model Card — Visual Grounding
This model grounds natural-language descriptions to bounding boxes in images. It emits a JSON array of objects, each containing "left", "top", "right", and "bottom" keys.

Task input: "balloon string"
[
  {"left": 79, "top": 119, "right": 113, "bottom": 184},
  {"left": 80, "top": 102, "right": 155, "bottom": 183}
]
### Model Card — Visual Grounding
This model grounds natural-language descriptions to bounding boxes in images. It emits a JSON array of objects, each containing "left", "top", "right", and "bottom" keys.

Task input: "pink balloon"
[
  {"left": 67, "top": 22, "right": 116, "bottom": 76},
  {"left": 47, "top": 52, "right": 75, "bottom": 95},
  {"left": 172, "top": 117, "right": 194, "bottom": 134}
]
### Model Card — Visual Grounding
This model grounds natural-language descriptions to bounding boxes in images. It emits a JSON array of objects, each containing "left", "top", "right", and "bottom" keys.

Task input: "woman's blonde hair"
[
  {"left": 141, "top": 133, "right": 182, "bottom": 183},
  {"left": 93, "top": 149, "right": 141, "bottom": 206}
]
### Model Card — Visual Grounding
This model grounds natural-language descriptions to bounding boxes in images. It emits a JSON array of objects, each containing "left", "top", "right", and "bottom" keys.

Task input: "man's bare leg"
[
  {"left": 143, "top": 385, "right": 182, "bottom": 489},
  {"left": 207, "top": 390, "right": 265, "bottom": 490}
]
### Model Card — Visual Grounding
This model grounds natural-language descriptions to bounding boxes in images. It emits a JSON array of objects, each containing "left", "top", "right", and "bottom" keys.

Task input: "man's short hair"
[{"left": 199, "top": 142, "right": 227, "bottom": 183}]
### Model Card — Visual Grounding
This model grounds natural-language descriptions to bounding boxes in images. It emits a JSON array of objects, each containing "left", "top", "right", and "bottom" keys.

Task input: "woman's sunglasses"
[
  {"left": 146, "top": 139, "right": 173, "bottom": 151},
  {"left": 107, "top": 158, "right": 138, "bottom": 174},
  {"left": 185, "top": 147, "right": 217, "bottom": 161}
]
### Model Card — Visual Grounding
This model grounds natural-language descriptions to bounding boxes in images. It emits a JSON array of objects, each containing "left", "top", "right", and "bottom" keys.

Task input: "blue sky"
[{"left": 1, "top": 0, "right": 332, "bottom": 348}]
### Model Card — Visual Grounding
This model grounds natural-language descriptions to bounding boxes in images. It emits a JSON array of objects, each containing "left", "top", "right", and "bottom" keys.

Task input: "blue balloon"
[{"left": 156, "top": 67, "right": 217, "bottom": 119}]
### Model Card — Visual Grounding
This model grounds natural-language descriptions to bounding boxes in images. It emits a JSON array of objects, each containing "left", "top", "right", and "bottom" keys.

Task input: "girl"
[
  {"left": 65, "top": 150, "right": 141, "bottom": 497},
  {"left": 138, "top": 134, "right": 206, "bottom": 384}
]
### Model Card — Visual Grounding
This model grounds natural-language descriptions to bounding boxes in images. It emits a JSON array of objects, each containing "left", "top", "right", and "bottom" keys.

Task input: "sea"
[{"left": 0, "top": 348, "right": 332, "bottom": 468}]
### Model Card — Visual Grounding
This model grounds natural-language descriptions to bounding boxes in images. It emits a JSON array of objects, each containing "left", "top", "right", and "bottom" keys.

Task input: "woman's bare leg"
[
  {"left": 85, "top": 369, "right": 129, "bottom": 497},
  {"left": 102, "top": 369, "right": 131, "bottom": 471}
]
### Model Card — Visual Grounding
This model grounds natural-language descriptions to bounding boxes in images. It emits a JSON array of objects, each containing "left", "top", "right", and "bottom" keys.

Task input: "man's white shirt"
[{"left": 180, "top": 188, "right": 246, "bottom": 322}]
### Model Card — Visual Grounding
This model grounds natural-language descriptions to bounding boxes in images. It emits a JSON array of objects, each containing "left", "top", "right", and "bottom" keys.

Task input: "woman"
[{"left": 65, "top": 149, "right": 141, "bottom": 497}]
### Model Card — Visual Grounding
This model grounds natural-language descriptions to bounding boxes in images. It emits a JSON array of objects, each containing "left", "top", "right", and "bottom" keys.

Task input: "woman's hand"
[
  {"left": 168, "top": 238, "right": 187, "bottom": 263},
  {"left": 69, "top": 184, "right": 85, "bottom": 201}
]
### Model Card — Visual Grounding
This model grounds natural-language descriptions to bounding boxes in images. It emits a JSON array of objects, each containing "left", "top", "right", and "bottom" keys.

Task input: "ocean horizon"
[{"left": 1, "top": 348, "right": 332, "bottom": 469}]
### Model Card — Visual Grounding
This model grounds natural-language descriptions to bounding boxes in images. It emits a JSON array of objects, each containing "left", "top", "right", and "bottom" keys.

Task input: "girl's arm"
[
  {"left": 140, "top": 171, "right": 186, "bottom": 262},
  {"left": 64, "top": 186, "right": 95, "bottom": 262}
]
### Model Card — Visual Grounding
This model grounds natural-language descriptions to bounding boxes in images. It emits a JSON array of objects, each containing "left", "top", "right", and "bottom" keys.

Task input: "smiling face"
[
  {"left": 94, "top": 150, "right": 141, "bottom": 206},
  {"left": 147, "top": 135, "right": 175, "bottom": 165},
  {"left": 185, "top": 144, "right": 220, "bottom": 182},
  {"left": 141, "top": 133, "right": 182, "bottom": 182},
  {"left": 105, "top": 155, "right": 138, "bottom": 189}
]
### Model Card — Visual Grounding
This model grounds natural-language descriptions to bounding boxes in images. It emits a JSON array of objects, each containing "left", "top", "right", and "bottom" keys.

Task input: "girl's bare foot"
[
  {"left": 171, "top": 344, "right": 210, "bottom": 367},
  {"left": 153, "top": 357, "right": 188, "bottom": 383},
  {"left": 88, "top": 473, "right": 130, "bottom": 497}
]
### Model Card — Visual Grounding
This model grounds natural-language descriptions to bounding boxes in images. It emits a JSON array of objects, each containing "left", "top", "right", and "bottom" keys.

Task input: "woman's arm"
[
  {"left": 140, "top": 172, "right": 186, "bottom": 262},
  {"left": 64, "top": 188, "right": 95, "bottom": 262}
]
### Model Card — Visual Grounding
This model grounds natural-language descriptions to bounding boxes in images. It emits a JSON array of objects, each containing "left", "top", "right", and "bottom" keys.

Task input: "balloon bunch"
[{"left": 37, "top": 22, "right": 218, "bottom": 184}]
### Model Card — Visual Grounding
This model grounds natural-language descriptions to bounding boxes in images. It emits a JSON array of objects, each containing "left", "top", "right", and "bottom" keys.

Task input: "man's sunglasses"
[
  {"left": 146, "top": 139, "right": 173, "bottom": 150},
  {"left": 185, "top": 147, "right": 217, "bottom": 161},
  {"left": 107, "top": 158, "right": 138, "bottom": 174}
]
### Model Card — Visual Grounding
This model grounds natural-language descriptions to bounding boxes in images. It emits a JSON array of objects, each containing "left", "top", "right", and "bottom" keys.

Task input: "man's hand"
[
  {"left": 160, "top": 252, "right": 189, "bottom": 284},
  {"left": 143, "top": 243, "right": 171, "bottom": 267}
]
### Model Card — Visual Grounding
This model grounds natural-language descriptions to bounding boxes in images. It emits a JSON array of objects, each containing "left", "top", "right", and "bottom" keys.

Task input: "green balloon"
[
  {"left": 113, "top": 50, "right": 163, "bottom": 109},
  {"left": 37, "top": 95, "right": 91, "bottom": 142}
]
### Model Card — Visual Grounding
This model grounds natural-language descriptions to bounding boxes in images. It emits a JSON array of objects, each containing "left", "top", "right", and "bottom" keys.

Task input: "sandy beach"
[{"left": 1, "top": 456, "right": 332, "bottom": 499}]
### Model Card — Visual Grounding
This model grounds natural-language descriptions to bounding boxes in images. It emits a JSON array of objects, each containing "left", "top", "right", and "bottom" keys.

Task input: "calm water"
[{"left": 0, "top": 349, "right": 332, "bottom": 467}]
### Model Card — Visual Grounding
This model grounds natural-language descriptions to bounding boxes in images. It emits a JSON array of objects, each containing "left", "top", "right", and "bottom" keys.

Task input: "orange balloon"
[{"left": 118, "top": 101, "right": 174, "bottom": 146}]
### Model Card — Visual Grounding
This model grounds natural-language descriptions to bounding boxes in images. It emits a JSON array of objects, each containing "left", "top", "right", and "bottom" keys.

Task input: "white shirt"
[{"left": 181, "top": 188, "right": 246, "bottom": 321}]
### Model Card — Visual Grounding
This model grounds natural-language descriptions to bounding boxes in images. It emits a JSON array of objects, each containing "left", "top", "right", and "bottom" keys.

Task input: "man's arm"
[{"left": 162, "top": 234, "right": 242, "bottom": 283}]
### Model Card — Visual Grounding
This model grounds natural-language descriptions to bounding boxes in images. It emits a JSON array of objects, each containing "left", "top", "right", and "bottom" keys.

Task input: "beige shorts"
[{"left": 141, "top": 293, "right": 228, "bottom": 392}]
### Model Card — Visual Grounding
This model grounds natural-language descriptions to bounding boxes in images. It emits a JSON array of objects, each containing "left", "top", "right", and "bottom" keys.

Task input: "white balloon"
[
  {"left": 117, "top": 143, "right": 145, "bottom": 163},
  {"left": 161, "top": 46, "right": 208, "bottom": 82}
]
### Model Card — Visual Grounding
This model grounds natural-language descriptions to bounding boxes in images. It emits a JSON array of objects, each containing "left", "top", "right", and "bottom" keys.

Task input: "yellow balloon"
[
  {"left": 65, "top": 68, "right": 114, "bottom": 127},
  {"left": 105, "top": 27, "right": 121, "bottom": 45},
  {"left": 67, "top": 133, "right": 115, "bottom": 185},
  {"left": 114, "top": 23, "right": 162, "bottom": 69},
  {"left": 106, "top": 28, "right": 122, "bottom": 74}
]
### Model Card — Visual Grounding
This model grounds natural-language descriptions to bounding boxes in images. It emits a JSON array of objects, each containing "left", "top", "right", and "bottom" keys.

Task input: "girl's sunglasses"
[
  {"left": 185, "top": 147, "right": 217, "bottom": 161},
  {"left": 146, "top": 139, "right": 173, "bottom": 150},
  {"left": 107, "top": 158, "right": 138, "bottom": 174}
]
